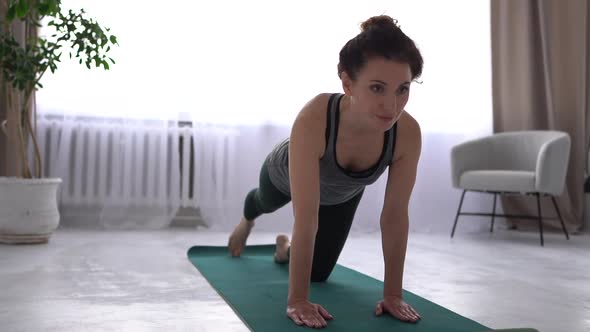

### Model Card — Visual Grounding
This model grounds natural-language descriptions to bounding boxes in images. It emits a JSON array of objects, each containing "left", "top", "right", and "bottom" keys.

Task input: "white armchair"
[{"left": 450, "top": 130, "right": 571, "bottom": 246}]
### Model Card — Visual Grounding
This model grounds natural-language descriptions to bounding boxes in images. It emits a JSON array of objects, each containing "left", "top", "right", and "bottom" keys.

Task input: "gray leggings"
[{"left": 243, "top": 159, "right": 364, "bottom": 282}]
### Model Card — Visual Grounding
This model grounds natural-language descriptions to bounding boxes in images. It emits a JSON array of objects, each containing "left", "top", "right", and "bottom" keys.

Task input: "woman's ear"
[{"left": 340, "top": 71, "right": 354, "bottom": 95}]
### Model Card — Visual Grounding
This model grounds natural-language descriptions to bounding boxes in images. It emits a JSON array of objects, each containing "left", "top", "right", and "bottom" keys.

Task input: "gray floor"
[{"left": 0, "top": 227, "right": 588, "bottom": 332}]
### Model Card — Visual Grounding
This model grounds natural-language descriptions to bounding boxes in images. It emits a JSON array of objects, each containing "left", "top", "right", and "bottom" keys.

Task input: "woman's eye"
[
  {"left": 397, "top": 86, "right": 409, "bottom": 95},
  {"left": 370, "top": 85, "right": 384, "bottom": 94}
]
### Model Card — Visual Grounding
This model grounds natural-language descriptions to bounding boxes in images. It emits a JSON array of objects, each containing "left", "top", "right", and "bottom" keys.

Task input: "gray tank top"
[{"left": 266, "top": 93, "right": 397, "bottom": 205}]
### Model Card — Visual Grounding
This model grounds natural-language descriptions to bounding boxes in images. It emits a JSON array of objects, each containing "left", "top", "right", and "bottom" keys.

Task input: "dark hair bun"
[{"left": 360, "top": 15, "right": 399, "bottom": 32}]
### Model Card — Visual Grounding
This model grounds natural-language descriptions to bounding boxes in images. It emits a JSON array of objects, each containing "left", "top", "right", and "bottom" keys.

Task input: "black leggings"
[{"left": 244, "top": 159, "right": 364, "bottom": 282}]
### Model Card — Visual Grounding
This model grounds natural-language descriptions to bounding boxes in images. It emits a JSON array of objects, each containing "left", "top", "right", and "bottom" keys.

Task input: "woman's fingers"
[
  {"left": 391, "top": 307, "right": 405, "bottom": 320},
  {"left": 389, "top": 305, "right": 411, "bottom": 322},
  {"left": 300, "top": 314, "right": 313, "bottom": 328},
  {"left": 375, "top": 301, "right": 384, "bottom": 316},
  {"left": 288, "top": 313, "right": 304, "bottom": 326},
  {"left": 315, "top": 313, "right": 327, "bottom": 327},
  {"left": 317, "top": 305, "right": 334, "bottom": 320},
  {"left": 403, "top": 308, "right": 417, "bottom": 321},
  {"left": 309, "top": 317, "right": 324, "bottom": 328},
  {"left": 376, "top": 300, "right": 421, "bottom": 323},
  {"left": 404, "top": 306, "right": 420, "bottom": 321},
  {"left": 287, "top": 301, "right": 331, "bottom": 328},
  {"left": 301, "top": 313, "right": 326, "bottom": 328},
  {"left": 401, "top": 308, "right": 420, "bottom": 322},
  {"left": 410, "top": 307, "right": 421, "bottom": 319}
]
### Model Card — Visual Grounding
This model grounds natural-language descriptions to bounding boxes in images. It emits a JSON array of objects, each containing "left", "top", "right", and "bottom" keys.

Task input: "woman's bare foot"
[
  {"left": 228, "top": 217, "right": 255, "bottom": 257},
  {"left": 274, "top": 234, "right": 290, "bottom": 264}
]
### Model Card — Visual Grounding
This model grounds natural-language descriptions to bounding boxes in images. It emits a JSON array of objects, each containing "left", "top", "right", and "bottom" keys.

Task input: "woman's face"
[{"left": 342, "top": 57, "right": 412, "bottom": 131}]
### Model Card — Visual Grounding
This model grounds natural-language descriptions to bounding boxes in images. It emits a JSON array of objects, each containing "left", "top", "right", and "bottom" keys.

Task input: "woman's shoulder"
[
  {"left": 398, "top": 111, "right": 421, "bottom": 136},
  {"left": 393, "top": 111, "right": 422, "bottom": 161},
  {"left": 296, "top": 93, "right": 333, "bottom": 120},
  {"left": 292, "top": 93, "right": 334, "bottom": 131},
  {"left": 289, "top": 93, "right": 334, "bottom": 157}
]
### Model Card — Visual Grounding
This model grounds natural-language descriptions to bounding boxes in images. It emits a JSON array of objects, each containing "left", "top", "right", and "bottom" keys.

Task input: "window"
[{"left": 37, "top": 0, "right": 491, "bottom": 134}]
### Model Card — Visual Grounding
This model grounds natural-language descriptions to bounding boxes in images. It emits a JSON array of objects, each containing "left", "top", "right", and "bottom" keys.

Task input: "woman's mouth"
[{"left": 376, "top": 115, "right": 394, "bottom": 122}]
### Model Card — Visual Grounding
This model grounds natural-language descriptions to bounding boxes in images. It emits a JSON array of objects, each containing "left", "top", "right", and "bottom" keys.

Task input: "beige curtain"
[{"left": 491, "top": 0, "right": 590, "bottom": 232}]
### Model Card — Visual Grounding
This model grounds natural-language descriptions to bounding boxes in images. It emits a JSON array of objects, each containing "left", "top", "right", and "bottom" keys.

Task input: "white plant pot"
[{"left": 0, "top": 177, "right": 62, "bottom": 244}]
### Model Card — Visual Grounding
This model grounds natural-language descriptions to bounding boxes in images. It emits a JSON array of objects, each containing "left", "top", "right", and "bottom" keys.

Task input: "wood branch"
[
  {"left": 24, "top": 92, "right": 42, "bottom": 178},
  {"left": 17, "top": 94, "right": 32, "bottom": 178},
  {"left": 0, "top": 9, "right": 40, "bottom": 178}
]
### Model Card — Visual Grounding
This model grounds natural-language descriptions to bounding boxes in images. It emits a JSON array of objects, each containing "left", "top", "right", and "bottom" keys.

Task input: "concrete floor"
[{"left": 0, "top": 227, "right": 588, "bottom": 332}]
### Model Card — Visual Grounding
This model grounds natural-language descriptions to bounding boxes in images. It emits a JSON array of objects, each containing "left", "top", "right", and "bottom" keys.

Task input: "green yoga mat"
[{"left": 188, "top": 244, "right": 537, "bottom": 332}]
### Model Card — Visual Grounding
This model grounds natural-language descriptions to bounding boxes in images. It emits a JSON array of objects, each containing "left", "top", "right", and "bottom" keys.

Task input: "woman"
[{"left": 228, "top": 14, "right": 423, "bottom": 329}]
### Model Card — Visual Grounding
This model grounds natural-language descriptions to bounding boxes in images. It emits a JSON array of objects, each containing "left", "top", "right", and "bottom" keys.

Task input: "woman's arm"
[
  {"left": 380, "top": 113, "right": 421, "bottom": 303},
  {"left": 285, "top": 94, "right": 333, "bottom": 328},
  {"left": 287, "top": 97, "right": 324, "bottom": 303}
]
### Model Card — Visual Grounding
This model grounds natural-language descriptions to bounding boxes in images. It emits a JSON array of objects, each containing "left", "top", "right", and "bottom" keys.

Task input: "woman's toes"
[
  {"left": 276, "top": 234, "right": 289, "bottom": 246},
  {"left": 274, "top": 234, "right": 290, "bottom": 263}
]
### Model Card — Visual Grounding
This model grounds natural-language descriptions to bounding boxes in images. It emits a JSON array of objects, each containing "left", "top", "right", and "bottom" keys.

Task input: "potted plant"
[{"left": 0, "top": 0, "right": 117, "bottom": 244}]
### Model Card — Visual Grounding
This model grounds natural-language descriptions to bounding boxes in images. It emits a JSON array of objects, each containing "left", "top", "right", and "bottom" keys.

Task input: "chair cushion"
[{"left": 459, "top": 170, "right": 536, "bottom": 193}]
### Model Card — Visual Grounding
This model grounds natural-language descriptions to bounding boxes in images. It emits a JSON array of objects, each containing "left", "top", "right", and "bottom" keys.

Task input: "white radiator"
[{"left": 35, "top": 118, "right": 238, "bottom": 209}]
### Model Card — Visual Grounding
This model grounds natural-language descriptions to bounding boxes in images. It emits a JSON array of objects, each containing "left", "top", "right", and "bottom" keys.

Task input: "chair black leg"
[
  {"left": 451, "top": 190, "right": 467, "bottom": 238},
  {"left": 551, "top": 196, "right": 570, "bottom": 240},
  {"left": 490, "top": 193, "right": 497, "bottom": 233},
  {"left": 536, "top": 193, "right": 544, "bottom": 246}
]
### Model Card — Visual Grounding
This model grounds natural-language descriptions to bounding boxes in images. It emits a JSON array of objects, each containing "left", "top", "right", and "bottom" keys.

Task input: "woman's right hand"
[{"left": 286, "top": 299, "right": 333, "bottom": 328}]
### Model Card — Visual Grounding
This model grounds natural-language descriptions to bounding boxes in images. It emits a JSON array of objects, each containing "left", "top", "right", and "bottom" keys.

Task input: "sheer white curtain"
[{"left": 36, "top": 0, "right": 492, "bottom": 233}]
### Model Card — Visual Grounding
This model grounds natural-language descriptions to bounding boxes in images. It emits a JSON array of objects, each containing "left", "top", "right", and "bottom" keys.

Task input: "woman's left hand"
[{"left": 375, "top": 296, "right": 421, "bottom": 323}]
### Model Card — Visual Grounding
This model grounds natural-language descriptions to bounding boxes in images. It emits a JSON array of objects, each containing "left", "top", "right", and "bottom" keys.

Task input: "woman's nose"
[{"left": 384, "top": 95, "right": 397, "bottom": 112}]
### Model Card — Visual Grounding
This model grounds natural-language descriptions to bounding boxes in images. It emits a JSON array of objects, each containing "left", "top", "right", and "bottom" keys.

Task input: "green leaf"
[
  {"left": 6, "top": 4, "right": 16, "bottom": 21},
  {"left": 48, "top": 0, "right": 59, "bottom": 14},
  {"left": 38, "top": 3, "right": 50, "bottom": 15},
  {"left": 109, "top": 35, "right": 117, "bottom": 44},
  {"left": 108, "top": 57, "right": 115, "bottom": 64},
  {"left": 102, "top": 61, "right": 109, "bottom": 70},
  {"left": 16, "top": 0, "right": 29, "bottom": 19}
]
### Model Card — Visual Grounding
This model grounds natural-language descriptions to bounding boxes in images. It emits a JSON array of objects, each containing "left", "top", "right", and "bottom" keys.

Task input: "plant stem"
[
  {"left": 16, "top": 92, "right": 32, "bottom": 179},
  {"left": 33, "top": 91, "right": 40, "bottom": 177},
  {"left": 22, "top": 80, "right": 41, "bottom": 178},
  {"left": 25, "top": 99, "right": 42, "bottom": 178}
]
